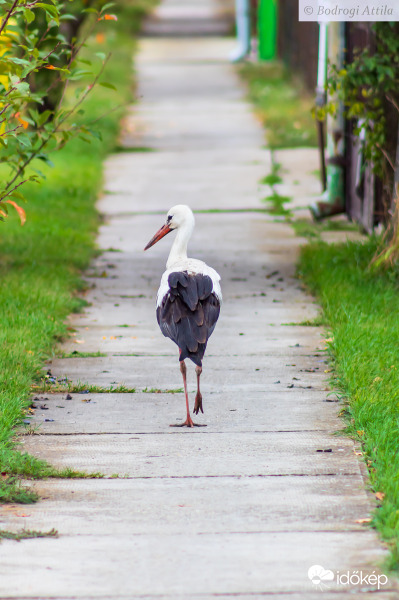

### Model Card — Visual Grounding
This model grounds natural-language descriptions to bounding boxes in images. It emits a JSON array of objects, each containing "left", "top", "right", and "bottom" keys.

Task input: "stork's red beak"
[{"left": 144, "top": 223, "right": 172, "bottom": 250}]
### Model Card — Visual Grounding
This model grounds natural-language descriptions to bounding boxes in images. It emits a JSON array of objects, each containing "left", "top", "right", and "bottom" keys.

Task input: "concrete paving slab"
[
  {"left": 1, "top": 475, "right": 373, "bottom": 535},
  {"left": 273, "top": 148, "right": 322, "bottom": 211},
  {"left": 65, "top": 297, "right": 319, "bottom": 330},
  {"left": 47, "top": 351, "right": 329, "bottom": 380},
  {"left": 25, "top": 390, "right": 340, "bottom": 434},
  {"left": 23, "top": 431, "right": 362, "bottom": 477},
  {"left": 103, "top": 153, "right": 270, "bottom": 211},
  {"left": 142, "top": 5, "right": 234, "bottom": 36},
  {"left": 45, "top": 354, "right": 328, "bottom": 391},
  {"left": 59, "top": 324, "right": 324, "bottom": 356},
  {"left": 95, "top": 212, "right": 301, "bottom": 264},
  {"left": 0, "top": 532, "right": 389, "bottom": 598},
  {"left": 137, "top": 36, "right": 236, "bottom": 64}
]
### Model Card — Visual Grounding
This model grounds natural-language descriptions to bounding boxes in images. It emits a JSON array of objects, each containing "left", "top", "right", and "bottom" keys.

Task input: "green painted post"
[{"left": 258, "top": 0, "right": 277, "bottom": 61}]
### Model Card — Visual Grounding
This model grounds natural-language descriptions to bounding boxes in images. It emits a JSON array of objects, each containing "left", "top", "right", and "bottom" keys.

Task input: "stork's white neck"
[{"left": 166, "top": 219, "right": 194, "bottom": 269}]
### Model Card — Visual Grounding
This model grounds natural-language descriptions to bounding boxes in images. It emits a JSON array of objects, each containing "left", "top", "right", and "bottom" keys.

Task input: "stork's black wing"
[{"left": 156, "top": 271, "right": 220, "bottom": 367}]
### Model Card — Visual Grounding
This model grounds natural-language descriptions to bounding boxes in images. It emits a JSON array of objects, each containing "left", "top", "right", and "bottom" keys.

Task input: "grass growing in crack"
[
  {"left": 0, "top": 0, "right": 156, "bottom": 502},
  {"left": 263, "top": 193, "right": 292, "bottom": 217},
  {"left": 0, "top": 528, "right": 58, "bottom": 541},
  {"left": 298, "top": 237, "right": 399, "bottom": 572},
  {"left": 237, "top": 62, "right": 317, "bottom": 149},
  {"left": 142, "top": 387, "right": 184, "bottom": 394},
  {"left": 260, "top": 172, "right": 283, "bottom": 186},
  {"left": 113, "top": 145, "right": 155, "bottom": 153},
  {"left": 56, "top": 351, "right": 107, "bottom": 359},
  {"left": 291, "top": 218, "right": 360, "bottom": 240},
  {"left": 0, "top": 477, "right": 39, "bottom": 504},
  {"left": 33, "top": 380, "right": 137, "bottom": 394},
  {"left": 282, "top": 316, "right": 324, "bottom": 327},
  {"left": 69, "top": 383, "right": 136, "bottom": 393},
  {"left": 261, "top": 155, "right": 293, "bottom": 217},
  {"left": 1, "top": 449, "right": 103, "bottom": 480}
]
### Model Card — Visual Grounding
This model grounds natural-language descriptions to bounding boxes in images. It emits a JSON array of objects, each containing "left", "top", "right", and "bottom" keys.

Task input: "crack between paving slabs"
[
  {"left": 25, "top": 473, "right": 360, "bottom": 479},
  {"left": 25, "top": 429, "right": 343, "bottom": 435},
  {"left": 53, "top": 593, "right": 399, "bottom": 597}
]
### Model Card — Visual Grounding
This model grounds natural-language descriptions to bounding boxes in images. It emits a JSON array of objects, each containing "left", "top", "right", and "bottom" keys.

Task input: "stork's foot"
[
  {"left": 170, "top": 416, "right": 207, "bottom": 428},
  {"left": 193, "top": 391, "right": 203, "bottom": 415}
]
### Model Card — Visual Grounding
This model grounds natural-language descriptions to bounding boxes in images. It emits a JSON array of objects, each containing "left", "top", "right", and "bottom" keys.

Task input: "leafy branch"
[
  {"left": 0, "top": 0, "right": 118, "bottom": 224},
  {"left": 319, "top": 23, "right": 399, "bottom": 184}
]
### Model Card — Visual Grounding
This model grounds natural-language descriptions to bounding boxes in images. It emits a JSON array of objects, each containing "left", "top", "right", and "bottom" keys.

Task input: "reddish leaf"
[
  {"left": 4, "top": 200, "right": 26, "bottom": 225},
  {"left": 98, "top": 13, "right": 117, "bottom": 20},
  {"left": 355, "top": 517, "right": 372, "bottom": 524},
  {"left": 14, "top": 112, "right": 29, "bottom": 129}
]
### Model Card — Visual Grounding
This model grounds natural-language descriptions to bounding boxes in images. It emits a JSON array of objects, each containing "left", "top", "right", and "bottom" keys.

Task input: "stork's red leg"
[
  {"left": 170, "top": 359, "right": 206, "bottom": 428},
  {"left": 194, "top": 365, "right": 203, "bottom": 415}
]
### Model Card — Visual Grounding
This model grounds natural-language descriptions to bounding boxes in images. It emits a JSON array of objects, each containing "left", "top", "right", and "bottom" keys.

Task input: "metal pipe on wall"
[
  {"left": 310, "top": 21, "right": 346, "bottom": 220},
  {"left": 315, "top": 21, "right": 328, "bottom": 192},
  {"left": 230, "top": 0, "right": 251, "bottom": 62}
]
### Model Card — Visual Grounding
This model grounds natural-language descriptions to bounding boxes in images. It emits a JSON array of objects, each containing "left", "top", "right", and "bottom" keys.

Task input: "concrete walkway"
[{"left": 0, "top": 1, "right": 395, "bottom": 598}]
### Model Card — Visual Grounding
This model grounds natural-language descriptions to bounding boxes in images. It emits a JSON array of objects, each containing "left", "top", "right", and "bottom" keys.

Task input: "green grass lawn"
[
  {"left": 237, "top": 62, "right": 318, "bottom": 149},
  {"left": 299, "top": 238, "right": 399, "bottom": 571},
  {"left": 0, "top": 0, "right": 156, "bottom": 503}
]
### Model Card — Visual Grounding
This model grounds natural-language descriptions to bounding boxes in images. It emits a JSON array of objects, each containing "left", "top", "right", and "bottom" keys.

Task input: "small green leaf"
[
  {"left": 99, "top": 81, "right": 117, "bottom": 90},
  {"left": 261, "top": 173, "right": 283, "bottom": 186},
  {"left": 60, "top": 13, "right": 78, "bottom": 21},
  {"left": 37, "top": 154, "right": 55, "bottom": 168},
  {"left": 24, "top": 7, "right": 35, "bottom": 23},
  {"left": 100, "top": 2, "right": 116, "bottom": 13}
]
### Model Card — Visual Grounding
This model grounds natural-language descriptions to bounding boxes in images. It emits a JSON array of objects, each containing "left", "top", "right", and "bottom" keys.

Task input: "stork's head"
[{"left": 144, "top": 205, "right": 194, "bottom": 250}]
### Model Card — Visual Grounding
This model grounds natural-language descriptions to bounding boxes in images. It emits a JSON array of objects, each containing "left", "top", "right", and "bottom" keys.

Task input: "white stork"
[{"left": 144, "top": 205, "right": 222, "bottom": 427}]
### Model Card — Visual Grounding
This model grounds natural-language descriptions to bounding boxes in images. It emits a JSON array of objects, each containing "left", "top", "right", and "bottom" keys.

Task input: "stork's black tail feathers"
[{"left": 156, "top": 271, "right": 220, "bottom": 367}]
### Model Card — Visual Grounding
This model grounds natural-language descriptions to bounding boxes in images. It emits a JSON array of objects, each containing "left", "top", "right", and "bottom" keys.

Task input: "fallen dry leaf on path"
[{"left": 355, "top": 518, "right": 372, "bottom": 524}]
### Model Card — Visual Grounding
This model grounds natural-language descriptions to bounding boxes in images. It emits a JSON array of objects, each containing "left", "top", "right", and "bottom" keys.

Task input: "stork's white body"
[{"left": 157, "top": 258, "right": 222, "bottom": 308}]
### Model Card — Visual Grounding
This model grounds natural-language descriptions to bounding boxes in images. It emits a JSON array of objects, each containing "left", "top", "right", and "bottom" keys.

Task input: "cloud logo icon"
[{"left": 308, "top": 564, "right": 335, "bottom": 587}]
